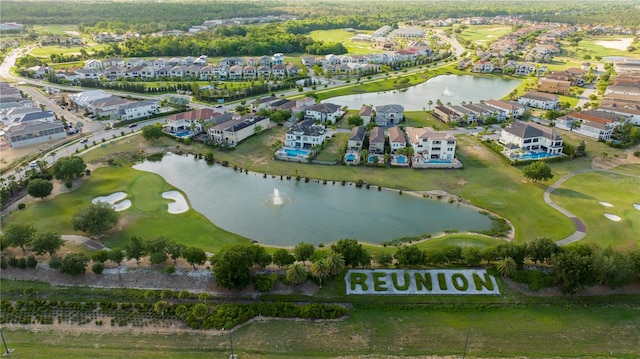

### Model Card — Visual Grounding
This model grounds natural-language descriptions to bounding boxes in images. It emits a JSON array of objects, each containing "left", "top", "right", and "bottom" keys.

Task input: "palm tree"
[
  {"left": 495, "top": 257, "right": 517, "bottom": 278},
  {"left": 50, "top": 151, "right": 57, "bottom": 162},
  {"left": 286, "top": 263, "right": 308, "bottom": 285},
  {"left": 311, "top": 259, "right": 330, "bottom": 288},
  {"left": 427, "top": 100, "right": 433, "bottom": 111},
  {"left": 324, "top": 253, "right": 345, "bottom": 276}
]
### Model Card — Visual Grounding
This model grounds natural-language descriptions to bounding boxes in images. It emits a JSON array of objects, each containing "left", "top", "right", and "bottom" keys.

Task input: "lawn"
[
  {"left": 456, "top": 25, "right": 512, "bottom": 45},
  {"left": 315, "top": 133, "right": 348, "bottom": 162},
  {"left": 308, "top": 29, "right": 383, "bottom": 55},
  {"left": 4, "top": 165, "right": 249, "bottom": 252},
  {"left": 29, "top": 44, "right": 109, "bottom": 58},
  {"left": 32, "top": 25, "right": 85, "bottom": 37},
  {"left": 571, "top": 36, "right": 640, "bottom": 58},
  {"left": 3, "top": 302, "right": 639, "bottom": 358},
  {"left": 550, "top": 170, "right": 640, "bottom": 250},
  {"left": 404, "top": 110, "right": 443, "bottom": 129}
]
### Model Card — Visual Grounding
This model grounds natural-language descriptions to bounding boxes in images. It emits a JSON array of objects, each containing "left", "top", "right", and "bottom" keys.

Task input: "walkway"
[{"left": 544, "top": 168, "right": 640, "bottom": 246}]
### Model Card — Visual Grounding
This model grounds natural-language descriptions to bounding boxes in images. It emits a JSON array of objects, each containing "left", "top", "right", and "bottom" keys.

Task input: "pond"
[
  {"left": 133, "top": 153, "right": 492, "bottom": 246},
  {"left": 325, "top": 74, "right": 521, "bottom": 111}
]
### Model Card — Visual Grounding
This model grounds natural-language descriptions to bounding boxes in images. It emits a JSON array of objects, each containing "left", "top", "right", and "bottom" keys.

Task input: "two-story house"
[
  {"left": 499, "top": 120, "right": 564, "bottom": 156},
  {"left": 375, "top": 104, "right": 404, "bottom": 126},
  {"left": 284, "top": 118, "right": 326, "bottom": 149}
]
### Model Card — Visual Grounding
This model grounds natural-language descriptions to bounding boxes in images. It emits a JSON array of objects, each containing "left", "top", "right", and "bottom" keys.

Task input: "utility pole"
[
  {"left": 462, "top": 326, "right": 470, "bottom": 359},
  {"left": 1, "top": 330, "right": 15, "bottom": 356}
]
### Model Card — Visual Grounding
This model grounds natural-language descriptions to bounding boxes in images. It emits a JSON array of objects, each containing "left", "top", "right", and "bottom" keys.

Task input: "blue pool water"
[
  {"left": 429, "top": 159, "right": 452, "bottom": 164},
  {"left": 395, "top": 156, "right": 406, "bottom": 163},
  {"left": 346, "top": 154, "right": 356, "bottom": 161},
  {"left": 514, "top": 152, "right": 559, "bottom": 161},
  {"left": 174, "top": 131, "right": 191, "bottom": 137},
  {"left": 285, "top": 148, "right": 311, "bottom": 157}
]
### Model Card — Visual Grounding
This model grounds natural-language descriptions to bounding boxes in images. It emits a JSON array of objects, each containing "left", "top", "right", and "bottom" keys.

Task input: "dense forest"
[{"left": 3, "top": 0, "right": 640, "bottom": 32}]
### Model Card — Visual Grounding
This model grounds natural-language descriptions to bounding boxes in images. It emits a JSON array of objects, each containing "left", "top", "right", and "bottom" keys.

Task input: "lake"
[
  {"left": 133, "top": 153, "right": 492, "bottom": 246},
  {"left": 325, "top": 74, "right": 521, "bottom": 111}
]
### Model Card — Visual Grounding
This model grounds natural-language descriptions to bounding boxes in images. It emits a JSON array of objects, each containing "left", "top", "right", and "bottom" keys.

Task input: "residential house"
[
  {"left": 5, "top": 120, "right": 66, "bottom": 148},
  {"left": 388, "top": 126, "right": 407, "bottom": 152},
  {"left": 271, "top": 64, "right": 286, "bottom": 77},
  {"left": 254, "top": 96, "right": 279, "bottom": 110},
  {"left": 228, "top": 65, "right": 243, "bottom": 80},
  {"left": 153, "top": 58, "right": 168, "bottom": 69},
  {"left": 272, "top": 53, "right": 284, "bottom": 65},
  {"left": 368, "top": 126, "right": 385, "bottom": 154},
  {"left": 375, "top": 104, "right": 404, "bottom": 126},
  {"left": 499, "top": 120, "right": 564, "bottom": 156},
  {"left": 0, "top": 95, "right": 32, "bottom": 110},
  {"left": 293, "top": 97, "right": 316, "bottom": 114},
  {"left": 102, "top": 57, "right": 125, "bottom": 68},
  {"left": 243, "top": 65, "right": 257, "bottom": 79},
  {"left": 1, "top": 106, "right": 41, "bottom": 126},
  {"left": 124, "top": 66, "right": 144, "bottom": 79},
  {"left": 70, "top": 90, "right": 112, "bottom": 108},
  {"left": 472, "top": 60, "right": 494, "bottom": 73},
  {"left": 257, "top": 65, "right": 271, "bottom": 78},
  {"left": 220, "top": 57, "right": 244, "bottom": 67},
  {"left": 193, "top": 55, "right": 208, "bottom": 66},
  {"left": 347, "top": 126, "right": 366, "bottom": 151},
  {"left": 125, "top": 58, "right": 144, "bottom": 68},
  {"left": 605, "top": 85, "right": 640, "bottom": 97},
  {"left": 462, "top": 103, "right": 500, "bottom": 123},
  {"left": 170, "top": 66, "right": 186, "bottom": 78},
  {"left": 55, "top": 71, "right": 81, "bottom": 83},
  {"left": 88, "top": 97, "right": 130, "bottom": 118},
  {"left": 517, "top": 91, "right": 559, "bottom": 110},
  {"left": 484, "top": 99, "right": 526, "bottom": 119},
  {"left": 209, "top": 116, "right": 270, "bottom": 147},
  {"left": 166, "top": 108, "right": 218, "bottom": 133},
  {"left": 286, "top": 64, "right": 301, "bottom": 76},
  {"left": 75, "top": 69, "right": 100, "bottom": 80},
  {"left": 450, "top": 105, "right": 478, "bottom": 124},
  {"left": 359, "top": 105, "right": 373, "bottom": 125},
  {"left": 117, "top": 100, "right": 159, "bottom": 121},
  {"left": 199, "top": 65, "right": 215, "bottom": 80},
  {"left": 538, "top": 78, "right": 571, "bottom": 95},
  {"left": 259, "top": 56, "right": 271, "bottom": 67},
  {"left": 433, "top": 105, "right": 461, "bottom": 124},
  {"left": 155, "top": 66, "right": 171, "bottom": 78},
  {"left": 514, "top": 62, "right": 537, "bottom": 76},
  {"left": 185, "top": 65, "right": 201, "bottom": 78},
  {"left": 305, "top": 103, "right": 344, "bottom": 124},
  {"left": 84, "top": 59, "right": 103, "bottom": 71},
  {"left": 405, "top": 126, "right": 458, "bottom": 167},
  {"left": 284, "top": 118, "right": 326, "bottom": 149},
  {"left": 26, "top": 66, "right": 50, "bottom": 79},
  {"left": 12, "top": 111, "right": 56, "bottom": 125},
  {"left": 103, "top": 66, "right": 125, "bottom": 80},
  {"left": 599, "top": 101, "right": 640, "bottom": 125},
  {"left": 140, "top": 66, "right": 157, "bottom": 79}
]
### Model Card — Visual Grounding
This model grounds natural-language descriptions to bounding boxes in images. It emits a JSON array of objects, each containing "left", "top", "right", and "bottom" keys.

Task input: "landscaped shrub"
[
  {"left": 64, "top": 180, "right": 73, "bottom": 189},
  {"left": 164, "top": 265, "right": 176, "bottom": 275},
  {"left": 0, "top": 256, "right": 6, "bottom": 269},
  {"left": 48, "top": 255, "right": 62, "bottom": 269},
  {"left": 512, "top": 269, "right": 557, "bottom": 291},
  {"left": 26, "top": 255, "right": 37, "bottom": 268},
  {"left": 254, "top": 273, "right": 278, "bottom": 292},
  {"left": 17, "top": 203, "right": 26, "bottom": 210},
  {"left": 92, "top": 262, "right": 104, "bottom": 274}
]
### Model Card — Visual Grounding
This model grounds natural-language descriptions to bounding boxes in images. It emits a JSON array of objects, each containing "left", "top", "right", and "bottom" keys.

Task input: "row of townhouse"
[
  {"left": 69, "top": 90, "right": 159, "bottom": 120},
  {"left": 433, "top": 101, "right": 525, "bottom": 124},
  {"left": 555, "top": 110, "right": 626, "bottom": 141},
  {"left": 76, "top": 63, "right": 302, "bottom": 82},
  {"left": 536, "top": 67, "right": 588, "bottom": 96},
  {"left": 0, "top": 82, "right": 67, "bottom": 148},
  {"left": 85, "top": 54, "right": 285, "bottom": 71},
  {"left": 300, "top": 48, "right": 432, "bottom": 69},
  {"left": 588, "top": 69, "right": 640, "bottom": 127}
]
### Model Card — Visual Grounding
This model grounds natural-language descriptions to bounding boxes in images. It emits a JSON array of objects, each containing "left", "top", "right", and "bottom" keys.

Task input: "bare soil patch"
[{"left": 591, "top": 146, "right": 640, "bottom": 170}]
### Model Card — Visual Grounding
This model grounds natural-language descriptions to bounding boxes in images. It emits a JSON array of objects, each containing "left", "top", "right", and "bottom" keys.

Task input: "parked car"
[
  {"left": 29, "top": 161, "right": 37, "bottom": 168},
  {"left": 128, "top": 123, "right": 137, "bottom": 128},
  {"left": 68, "top": 129, "right": 78, "bottom": 135},
  {"left": 80, "top": 138, "right": 88, "bottom": 144}
]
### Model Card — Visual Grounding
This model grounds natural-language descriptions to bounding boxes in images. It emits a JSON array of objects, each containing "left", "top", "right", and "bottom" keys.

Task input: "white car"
[{"left": 29, "top": 161, "right": 38, "bottom": 168}]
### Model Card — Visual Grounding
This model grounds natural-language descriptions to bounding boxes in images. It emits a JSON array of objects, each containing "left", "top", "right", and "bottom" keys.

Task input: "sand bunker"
[
  {"left": 162, "top": 190, "right": 189, "bottom": 214},
  {"left": 604, "top": 213, "right": 622, "bottom": 222},
  {"left": 634, "top": 203, "right": 640, "bottom": 211},
  {"left": 599, "top": 201, "right": 613, "bottom": 207},
  {"left": 92, "top": 192, "right": 131, "bottom": 212},
  {"left": 594, "top": 38, "right": 633, "bottom": 51}
]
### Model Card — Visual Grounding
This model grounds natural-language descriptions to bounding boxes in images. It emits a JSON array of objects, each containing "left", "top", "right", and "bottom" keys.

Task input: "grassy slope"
[
  {"left": 308, "top": 29, "right": 383, "bottom": 55},
  {"left": 3, "top": 302, "right": 639, "bottom": 358}
]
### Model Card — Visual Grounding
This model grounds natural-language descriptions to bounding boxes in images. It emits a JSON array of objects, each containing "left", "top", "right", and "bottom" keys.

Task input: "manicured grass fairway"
[
  {"left": 6, "top": 165, "right": 248, "bottom": 252},
  {"left": 3, "top": 304, "right": 639, "bottom": 358},
  {"left": 572, "top": 36, "right": 640, "bottom": 58},
  {"left": 550, "top": 169, "right": 640, "bottom": 250},
  {"left": 457, "top": 25, "right": 512, "bottom": 44},
  {"left": 308, "top": 29, "right": 383, "bottom": 55}
]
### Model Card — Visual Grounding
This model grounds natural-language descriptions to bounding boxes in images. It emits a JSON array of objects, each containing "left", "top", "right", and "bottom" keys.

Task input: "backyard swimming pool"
[
  {"left": 512, "top": 152, "right": 561, "bottom": 161},
  {"left": 284, "top": 148, "right": 312, "bottom": 157}
]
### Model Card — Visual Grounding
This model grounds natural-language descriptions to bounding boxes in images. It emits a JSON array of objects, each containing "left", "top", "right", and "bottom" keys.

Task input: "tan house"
[{"left": 538, "top": 78, "right": 571, "bottom": 95}]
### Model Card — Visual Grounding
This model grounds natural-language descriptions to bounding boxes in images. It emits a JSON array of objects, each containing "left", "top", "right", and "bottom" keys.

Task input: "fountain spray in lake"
[
  {"left": 443, "top": 86, "right": 453, "bottom": 97},
  {"left": 273, "top": 188, "right": 283, "bottom": 206},
  {"left": 265, "top": 188, "right": 290, "bottom": 207}
]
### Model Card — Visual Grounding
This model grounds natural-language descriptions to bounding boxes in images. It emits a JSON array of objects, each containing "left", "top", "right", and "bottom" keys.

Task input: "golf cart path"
[{"left": 545, "top": 168, "right": 640, "bottom": 246}]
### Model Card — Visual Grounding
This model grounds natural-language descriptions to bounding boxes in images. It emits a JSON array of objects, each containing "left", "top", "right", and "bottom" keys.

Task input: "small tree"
[
  {"left": 154, "top": 300, "right": 168, "bottom": 317},
  {"left": 522, "top": 161, "right": 553, "bottom": 183},
  {"left": 72, "top": 202, "right": 119, "bottom": 235},
  {"left": 272, "top": 248, "right": 295, "bottom": 267},
  {"left": 495, "top": 257, "right": 517, "bottom": 278},
  {"left": 347, "top": 115, "right": 364, "bottom": 127},
  {"left": 373, "top": 252, "right": 393, "bottom": 267},
  {"left": 108, "top": 248, "right": 125, "bottom": 265},
  {"left": 31, "top": 230, "right": 64, "bottom": 256},
  {"left": 52, "top": 156, "right": 86, "bottom": 180},
  {"left": 125, "top": 236, "right": 147, "bottom": 265},
  {"left": 60, "top": 253, "right": 89, "bottom": 276},
  {"left": 293, "top": 242, "right": 315, "bottom": 265},
  {"left": 183, "top": 246, "right": 207, "bottom": 270},
  {"left": 2, "top": 223, "right": 36, "bottom": 254},
  {"left": 26, "top": 178, "right": 53, "bottom": 199},
  {"left": 142, "top": 123, "right": 164, "bottom": 141},
  {"left": 92, "top": 262, "right": 104, "bottom": 274}
]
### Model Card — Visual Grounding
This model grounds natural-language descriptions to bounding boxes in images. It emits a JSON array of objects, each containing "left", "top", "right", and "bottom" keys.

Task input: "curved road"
[{"left": 544, "top": 168, "right": 640, "bottom": 246}]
